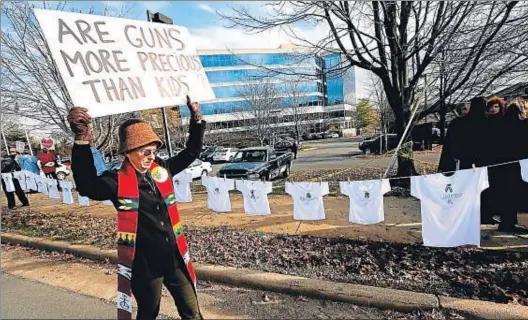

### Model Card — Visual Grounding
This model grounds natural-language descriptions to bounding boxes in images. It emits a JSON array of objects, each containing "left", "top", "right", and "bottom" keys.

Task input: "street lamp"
[{"left": 146, "top": 10, "right": 174, "bottom": 157}]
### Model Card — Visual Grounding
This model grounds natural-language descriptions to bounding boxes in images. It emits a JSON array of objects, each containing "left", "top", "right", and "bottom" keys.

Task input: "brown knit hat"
[{"left": 118, "top": 119, "right": 163, "bottom": 154}]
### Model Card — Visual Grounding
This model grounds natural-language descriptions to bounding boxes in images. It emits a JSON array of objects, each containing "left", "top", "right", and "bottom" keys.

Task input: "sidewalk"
[{"left": 2, "top": 244, "right": 459, "bottom": 320}]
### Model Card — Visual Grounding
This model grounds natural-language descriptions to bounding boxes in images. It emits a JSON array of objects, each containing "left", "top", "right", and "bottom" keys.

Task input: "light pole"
[{"left": 146, "top": 10, "right": 174, "bottom": 157}]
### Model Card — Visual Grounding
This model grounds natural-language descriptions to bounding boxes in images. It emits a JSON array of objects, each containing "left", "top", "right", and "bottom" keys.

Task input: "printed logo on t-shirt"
[
  {"left": 174, "top": 179, "right": 180, "bottom": 185},
  {"left": 441, "top": 183, "right": 462, "bottom": 205},
  {"left": 214, "top": 187, "right": 220, "bottom": 194},
  {"left": 250, "top": 189, "right": 257, "bottom": 200},
  {"left": 300, "top": 192, "right": 316, "bottom": 202}
]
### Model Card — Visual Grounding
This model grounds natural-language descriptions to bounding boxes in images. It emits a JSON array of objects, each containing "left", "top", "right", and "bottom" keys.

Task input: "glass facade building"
[{"left": 180, "top": 45, "right": 355, "bottom": 133}]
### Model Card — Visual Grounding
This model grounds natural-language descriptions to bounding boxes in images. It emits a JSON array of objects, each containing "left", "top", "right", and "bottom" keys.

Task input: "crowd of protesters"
[
  {"left": 1, "top": 145, "right": 65, "bottom": 210},
  {"left": 439, "top": 96, "right": 528, "bottom": 233}
]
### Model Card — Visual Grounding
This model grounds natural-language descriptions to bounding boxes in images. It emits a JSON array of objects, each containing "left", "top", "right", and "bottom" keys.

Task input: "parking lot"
[{"left": 210, "top": 137, "right": 441, "bottom": 176}]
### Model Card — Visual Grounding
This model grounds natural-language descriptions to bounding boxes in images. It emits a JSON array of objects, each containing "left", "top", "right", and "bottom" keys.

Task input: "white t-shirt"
[
  {"left": 46, "top": 178, "right": 60, "bottom": 199},
  {"left": 340, "top": 179, "right": 391, "bottom": 224},
  {"left": 60, "top": 181, "right": 74, "bottom": 204},
  {"left": 12, "top": 171, "right": 27, "bottom": 192},
  {"left": 24, "top": 170, "right": 38, "bottom": 191},
  {"left": 78, "top": 194, "right": 90, "bottom": 206},
  {"left": 285, "top": 182, "right": 329, "bottom": 221},
  {"left": 1, "top": 173, "right": 15, "bottom": 192},
  {"left": 520, "top": 159, "right": 528, "bottom": 182},
  {"left": 172, "top": 171, "right": 194, "bottom": 203},
  {"left": 411, "top": 167, "right": 489, "bottom": 247},
  {"left": 35, "top": 176, "right": 48, "bottom": 194},
  {"left": 236, "top": 180, "right": 273, "bottom": 215},
  {"left": 201, "top": 176, "right": 235, "bottom": 213}
]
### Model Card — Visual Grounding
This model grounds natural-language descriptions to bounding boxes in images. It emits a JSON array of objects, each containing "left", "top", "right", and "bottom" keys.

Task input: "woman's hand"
[
  {"left": 67, "top": 107, "right": 94, "bottom": 142},
  {"left": 186, "top": 95, "right": 203, "bottom": 121}
]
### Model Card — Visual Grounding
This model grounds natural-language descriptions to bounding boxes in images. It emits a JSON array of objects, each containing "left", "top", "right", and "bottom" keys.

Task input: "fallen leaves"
[{"left": 2, "top": 210, "right": 527, "bottom": 306}]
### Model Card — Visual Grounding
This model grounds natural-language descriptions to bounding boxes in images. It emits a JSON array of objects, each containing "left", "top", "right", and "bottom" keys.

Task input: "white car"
[
  {"left": 212, "top": 148, "right": 239, "bottom": 163},
  {"left": 55, "top": 163, "right": 70, "bottom": 180},
  {"left": 183, "top": 159, "right": 212, "bottom": 179}
]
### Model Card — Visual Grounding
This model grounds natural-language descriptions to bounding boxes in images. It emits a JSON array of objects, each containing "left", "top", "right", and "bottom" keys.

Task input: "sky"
[{"left": 25, "top": 0, "right": 328, "bottom": 50}]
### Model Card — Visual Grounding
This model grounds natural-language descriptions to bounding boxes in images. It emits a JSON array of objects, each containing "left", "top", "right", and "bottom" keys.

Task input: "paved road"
[
  {"left": 211, "top": 138, "right": 440, "bottom": 175},
  {"left": 1, "top": 273, "right": 116, "bottom": 319}
]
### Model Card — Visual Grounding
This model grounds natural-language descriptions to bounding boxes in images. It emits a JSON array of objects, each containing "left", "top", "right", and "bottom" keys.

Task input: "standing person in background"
[
  {"left": 478, "top": 96, "right": 524, "bottom": 232},
  {"left": 38, "top": 148, "right": 58, "bottom": 179},
  {"left": 1, "top": 146, "right": 30, "bottom": 210},
  {"left": 18, "top": 150, "right": 40, "bottom": 175},
  {"left": 439, "top": 97, "right": 487, "bottom": 172}
]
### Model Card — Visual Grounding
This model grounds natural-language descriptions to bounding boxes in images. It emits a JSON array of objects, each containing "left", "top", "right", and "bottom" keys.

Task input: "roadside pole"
[
  {"left": 1, "top": 126, "right": 9, "bottom": 152},
  {"left": 24, "top": 127, "right": 33, "bottom": 156},
  {"left": 146, "top": 10, "right": 174, "bottom": 157}
]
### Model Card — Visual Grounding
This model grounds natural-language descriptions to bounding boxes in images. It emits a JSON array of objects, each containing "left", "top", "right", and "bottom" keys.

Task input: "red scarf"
[{"left": 115, "top": 162, "right": 196, "bottom": 320}]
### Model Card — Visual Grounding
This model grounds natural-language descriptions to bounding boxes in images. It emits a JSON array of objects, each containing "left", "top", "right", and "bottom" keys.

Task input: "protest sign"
[
  {"left": 40, "top": 137, "right": 55, "bottom": 150},
  {"left": 33, "top": 9, "right": 215, "bottom": 118},
  {"left": 15, "top": 141, "right": 25, "bottom": 153}
]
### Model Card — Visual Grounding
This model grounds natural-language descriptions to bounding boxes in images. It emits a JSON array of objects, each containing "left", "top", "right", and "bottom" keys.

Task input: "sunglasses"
[{"left": 136, "top": 148, "right": 159, "bottom": 157}]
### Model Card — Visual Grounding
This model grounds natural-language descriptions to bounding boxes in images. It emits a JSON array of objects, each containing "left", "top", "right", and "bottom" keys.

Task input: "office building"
[{"left": 179, "top": 44, "right": 366, "bottom": 137}]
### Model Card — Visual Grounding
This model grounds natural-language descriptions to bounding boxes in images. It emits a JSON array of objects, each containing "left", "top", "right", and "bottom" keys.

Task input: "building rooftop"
[{"left": 197, "top": 44, "right": 312, "bottom": 55}]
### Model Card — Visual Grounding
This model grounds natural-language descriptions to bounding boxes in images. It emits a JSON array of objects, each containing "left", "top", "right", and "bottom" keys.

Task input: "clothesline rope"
[{"left": 285, "top": 158, "right": 526, "bottom": 184}]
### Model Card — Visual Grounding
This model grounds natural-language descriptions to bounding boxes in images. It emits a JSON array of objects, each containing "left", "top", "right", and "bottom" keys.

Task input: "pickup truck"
[{"left": 217, "top": 147, "right": 293, "bottom": 181}]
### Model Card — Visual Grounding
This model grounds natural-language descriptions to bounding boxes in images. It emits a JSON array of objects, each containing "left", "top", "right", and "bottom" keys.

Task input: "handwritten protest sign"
[
  {"left": 15, "top": 141, "right": 25, "bottom": 153},
  {"left": 40, "top": 137, "right": 55, "bottom": 150},
  {"left": 33, "top": 9, "right": 215, "bottom": 117}
]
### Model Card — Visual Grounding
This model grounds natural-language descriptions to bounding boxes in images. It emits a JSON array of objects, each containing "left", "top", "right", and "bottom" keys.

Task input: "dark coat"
[{"left": 71, "top": 120, "right": 205, "bottom": 280}]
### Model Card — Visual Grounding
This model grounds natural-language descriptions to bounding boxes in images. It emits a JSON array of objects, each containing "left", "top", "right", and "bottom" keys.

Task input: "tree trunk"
[{"left": 391, "top": 100, "right": 417, "bottom": 188}]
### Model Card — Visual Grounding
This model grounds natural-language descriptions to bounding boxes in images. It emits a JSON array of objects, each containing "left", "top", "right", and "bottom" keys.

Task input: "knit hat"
[{"left": 118, "top": 119, "right": 163, "bottom": 154}]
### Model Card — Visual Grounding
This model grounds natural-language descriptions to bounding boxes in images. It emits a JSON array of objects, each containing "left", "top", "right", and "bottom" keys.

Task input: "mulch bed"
[{"left": 2, "top": 209, "right": 527, "bottom": 306}]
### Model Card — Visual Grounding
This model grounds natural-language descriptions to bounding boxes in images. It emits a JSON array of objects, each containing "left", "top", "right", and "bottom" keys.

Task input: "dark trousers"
[
  {"left": 131, "top": 264, "right": 201, "bottom": 320},
  {"left": 2, "top": 178, "right": 29, "bottom": 209}
]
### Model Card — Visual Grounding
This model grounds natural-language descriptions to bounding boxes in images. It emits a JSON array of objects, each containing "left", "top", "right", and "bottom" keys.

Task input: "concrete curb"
[{"left": 2, "top": 232, "right": 528, "bottom": 319}]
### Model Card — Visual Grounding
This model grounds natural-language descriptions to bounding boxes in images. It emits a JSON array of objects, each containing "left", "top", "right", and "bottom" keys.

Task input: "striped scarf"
[{"left": 115, "top": 162, "right": 196, "bottom": 319}]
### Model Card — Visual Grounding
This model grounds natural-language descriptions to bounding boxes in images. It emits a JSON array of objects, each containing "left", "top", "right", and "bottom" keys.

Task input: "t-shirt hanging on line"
[
  {"left": 13, "top": 171, "right": 27, "bottom": 192},
  {"left": 24, "top": 170, "right": 38, "bottom": 191},
  {"left": 78, "top": 194, "right": 90, "bottom": 206},
  {"left": 340, "top": 179, "right": 391, "bottom": 224},
  {"left": 285, "top": 182, "right": 329, "bottom": 221},
  {"left": 46, "top": 178, "right": 61, "bottom": 199},
  {"left": 411, "top": 167, "right": 489, "bottom": 248},
  {"left": 172, "top": 171, "right": 194, "bottom": 203},
  {"left": 201, "top": 176, "right": 235, "bottom": 213},
  {"left": 59, "top": 181, "right": 74, "bottom": 204},
  {"left": 35, "top": 176, "right": 48, "bottom": 195},
  {"left": 521, "top": 159, "right": 528, "bottom": 182},
  {"left": 236, "top": 180, "right": 273, "bottom": 215},
  {"left": 1, "top": 173, "right": 15, "bottom": 192}
]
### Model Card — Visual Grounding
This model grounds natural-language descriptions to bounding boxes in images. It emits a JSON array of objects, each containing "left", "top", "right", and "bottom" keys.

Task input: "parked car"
[
  {"left": 200, "top": 146, "right": 223, "bottom": 162},
  {"left": 55, "top": 162, "right": 70, "bottom": 180},
  {"left": 274, "top": 139, "right": 298, "bottom": 153},
  {"left": 183, "top": 159, "right": 212, "bottom": 179},
  {"left": 359, "top": 134, "right": 399, "bottom": 155},
  {"left": 212, "top": 147, "right": 239, "bottom": 163},
  {"left": 304, "top": 133, "right": 323, "bottom": 140},
  {"left": 217, "top": 147, "right": 293, "bottom": 181},
  {"left": 157, "top": 149, "right": 170, "bottom": 160}
]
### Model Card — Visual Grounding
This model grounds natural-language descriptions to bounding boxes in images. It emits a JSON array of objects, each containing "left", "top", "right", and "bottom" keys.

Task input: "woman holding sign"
[{"left": 68, "top": 96, "right": 204, "bottom": 320}]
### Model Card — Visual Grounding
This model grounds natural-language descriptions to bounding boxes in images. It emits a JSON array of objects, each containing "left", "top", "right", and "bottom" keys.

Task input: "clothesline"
[{"left": 284, "top": 158, "right": 526, "bottom": 184}]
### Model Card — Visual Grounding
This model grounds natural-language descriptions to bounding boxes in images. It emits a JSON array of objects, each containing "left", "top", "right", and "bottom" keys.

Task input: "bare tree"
[
  {"left": 0, "top": 1, "right": 135, "bottom": 150},
  {"left": 369, "top": 76, "right": 395, "bottom": 134},
  {"left": 221, "top": 1, "right": 528, "bottom": 176},
  {"left": 283, "top": 80, "right": 312, "bottom": 143},
  {"left": 236, "top": 80, "right": 282, "bottom": 146}
]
